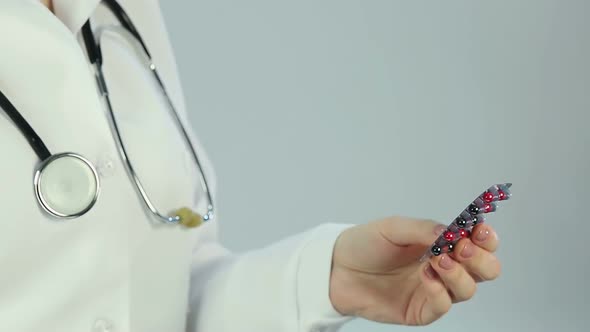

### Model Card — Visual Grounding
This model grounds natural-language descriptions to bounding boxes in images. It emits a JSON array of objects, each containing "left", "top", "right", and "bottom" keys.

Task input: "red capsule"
[
  {"left": 484, "top": 203, "right": 492, "bottom": 213},
  {"left": 498, "top": 190, "right": 506, "bottom": 200},
  {"left": 443, "top": 231, "right": 455, "bottom": 242},
  {"left": 459, "top": 229, "right": 469, "bottom": 238},
  {"left": 483, "top": 192, "right": 494, "bottom": 203}
]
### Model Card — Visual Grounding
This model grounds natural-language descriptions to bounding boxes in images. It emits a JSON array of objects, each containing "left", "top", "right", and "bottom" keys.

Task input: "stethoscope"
[{"left": 0, "top": 0, "right": 214, "bottom": 228}]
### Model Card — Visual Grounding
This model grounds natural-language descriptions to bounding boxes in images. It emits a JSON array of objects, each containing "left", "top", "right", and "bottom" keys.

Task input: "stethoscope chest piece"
[{"left": 34, "top": 153, "right": 100, "bottom": 219}]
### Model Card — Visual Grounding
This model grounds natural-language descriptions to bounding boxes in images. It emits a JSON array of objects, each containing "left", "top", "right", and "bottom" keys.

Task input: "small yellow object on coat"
[
  {"left": 172, "top": 207, "right": 204, "bottom": 228},
  {"left": 183, "top": 213, "right": 203, "bottom": 228}
]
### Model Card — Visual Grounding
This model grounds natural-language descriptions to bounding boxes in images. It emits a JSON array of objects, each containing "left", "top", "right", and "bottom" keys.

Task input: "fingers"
[
  {"left": 419, "top": 264, "right": 453, "bottom": 324},
  {"left": 418, "top": 248, "right": 489, "bottom": 323},
  {"left": 470, "top": 224, "right": 499, "bottom": 252},
  {"left": 416, "top": 223, "right": 502, "bottom": 324},
  {"left": 421, "top": 231, "right": 501, "bottom": 306},
  {"left": 430, "top": 254, "right": 477, "bottom": 303},
  {"left": 452, "top": 238, "right": 502, "bottom": 282}
]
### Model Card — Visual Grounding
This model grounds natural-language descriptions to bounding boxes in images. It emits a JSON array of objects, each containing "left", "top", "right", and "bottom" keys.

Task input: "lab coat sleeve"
[{"left": 186, "top": 222, "right": 357, "bottom": 332}]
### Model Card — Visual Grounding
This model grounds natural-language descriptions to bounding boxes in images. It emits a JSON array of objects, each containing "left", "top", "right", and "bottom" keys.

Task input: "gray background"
[{"left": 160, "top": 1, "right": 589, "bottom": 331}]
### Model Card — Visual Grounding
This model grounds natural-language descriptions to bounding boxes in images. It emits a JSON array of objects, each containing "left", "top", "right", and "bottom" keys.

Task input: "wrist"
[
  {"left": 329, "top": 264, "right": 351, "bottom": 316},
  {"left": 298, "top": 223, "right": 357, "bottom": 327},
  {"left": 330, "top": 255, "right": 367, "bottom": 317}
]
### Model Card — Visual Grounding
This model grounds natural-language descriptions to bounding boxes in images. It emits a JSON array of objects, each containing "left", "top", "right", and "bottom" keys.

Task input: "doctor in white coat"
[{"left": 0, "top": 1, "right": 504, "bottom": 331}]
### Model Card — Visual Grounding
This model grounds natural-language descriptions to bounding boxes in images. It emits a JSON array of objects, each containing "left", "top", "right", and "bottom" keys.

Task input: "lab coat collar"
[{"left": 52, "top": 0, "right": 100, "bottom": 33}]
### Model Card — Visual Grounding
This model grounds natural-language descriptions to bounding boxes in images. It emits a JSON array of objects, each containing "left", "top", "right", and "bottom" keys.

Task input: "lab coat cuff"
[{"left": 297, "top": 223, "right": 356, "bottom": 330}]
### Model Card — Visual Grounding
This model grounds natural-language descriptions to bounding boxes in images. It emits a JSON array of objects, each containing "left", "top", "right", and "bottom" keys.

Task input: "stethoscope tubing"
[{"left": 0, "top": 89, "right": 51, "bottom": 161}]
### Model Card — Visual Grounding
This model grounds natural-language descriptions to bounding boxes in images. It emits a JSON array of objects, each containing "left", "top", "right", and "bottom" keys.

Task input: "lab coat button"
[
  {"left": 92, "top": 318, "right": 114, "bottom": 332},
  {"left": 96, "top": 155, "right": 116, "bottom": 178}
]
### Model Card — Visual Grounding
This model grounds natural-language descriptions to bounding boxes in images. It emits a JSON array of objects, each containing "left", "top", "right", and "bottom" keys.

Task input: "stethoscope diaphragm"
[{"left": 34, "top": 153, "right": 100, "bottom": 219}]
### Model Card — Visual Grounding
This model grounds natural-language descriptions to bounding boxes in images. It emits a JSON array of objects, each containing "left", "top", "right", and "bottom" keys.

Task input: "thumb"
[{"left": 378, "top": 216, "right": 446, "bottom": 247}]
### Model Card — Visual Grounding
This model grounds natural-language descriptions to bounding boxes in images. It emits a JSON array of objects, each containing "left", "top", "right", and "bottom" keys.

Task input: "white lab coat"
[{"left": 0, "top": 1, "right": 354, "bottom": 331}]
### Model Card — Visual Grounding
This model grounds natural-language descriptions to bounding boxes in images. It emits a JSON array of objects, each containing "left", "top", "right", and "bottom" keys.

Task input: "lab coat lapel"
[{"left": 52, "top": 0, "right": 101, "bottom": 33}]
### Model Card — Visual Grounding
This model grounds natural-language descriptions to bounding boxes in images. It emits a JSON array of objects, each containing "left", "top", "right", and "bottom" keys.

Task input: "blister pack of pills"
[{"left": 421, "top": 183, "right": 512, "bottom": 261}]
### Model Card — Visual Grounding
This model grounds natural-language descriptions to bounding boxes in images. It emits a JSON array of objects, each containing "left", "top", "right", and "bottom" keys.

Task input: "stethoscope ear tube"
[
  {"left": 85, "top": 5, "right": 215, "bottom": 225},
  {"left": 81, "top": 0, "right": 151, "bottom": 66}
]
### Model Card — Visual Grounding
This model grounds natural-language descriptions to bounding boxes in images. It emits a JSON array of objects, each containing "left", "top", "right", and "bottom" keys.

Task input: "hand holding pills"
[
  {"left": 422, "top": 183, "right": 512, "bottom": 261},
  {"left": 329, "top": 184, "right": 512, "bottom": 325}
]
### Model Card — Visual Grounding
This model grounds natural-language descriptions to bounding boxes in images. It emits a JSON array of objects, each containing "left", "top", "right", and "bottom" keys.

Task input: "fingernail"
[
  {"left": 461, "top": 243, "right": 474, "bottom": 258},
  {"left": 425, "top": 265, "right": 437, "bottom": 279},
  {"left": 476, "top": 229, "right": 489, "bottom": 242},
  {"left": 438, "top": 254, "right": 455, "bottom": 270}
]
